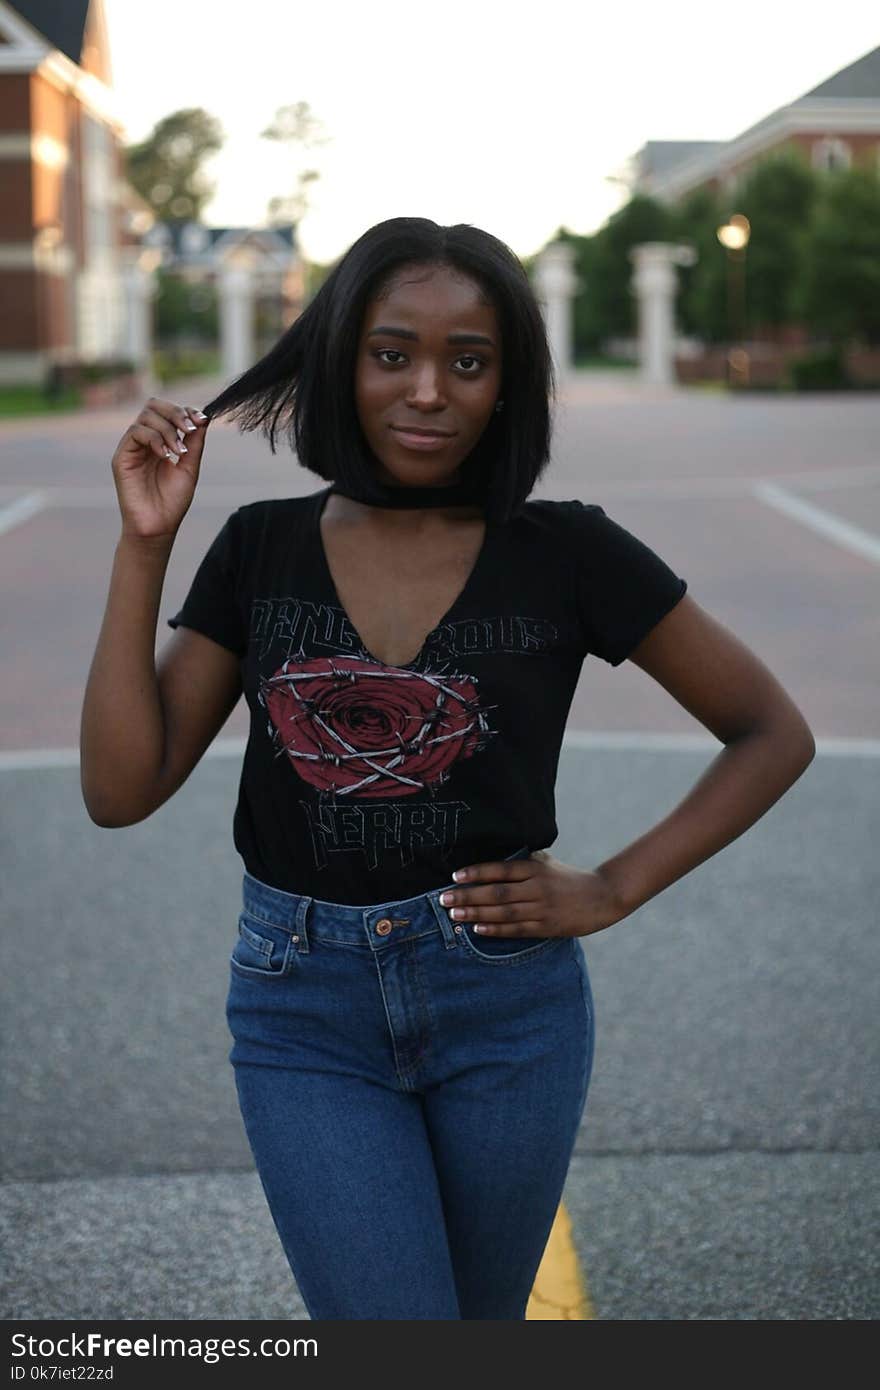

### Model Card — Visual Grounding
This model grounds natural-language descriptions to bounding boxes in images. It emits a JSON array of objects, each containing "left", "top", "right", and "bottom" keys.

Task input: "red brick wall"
[{"left": 0, "top": 270, "right": 38, "bottom": 349}]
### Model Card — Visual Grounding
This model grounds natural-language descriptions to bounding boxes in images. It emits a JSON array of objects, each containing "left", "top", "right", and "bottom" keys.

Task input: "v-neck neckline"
[{"left": 312, "top": 486, "right": 494, "bottom": 670}]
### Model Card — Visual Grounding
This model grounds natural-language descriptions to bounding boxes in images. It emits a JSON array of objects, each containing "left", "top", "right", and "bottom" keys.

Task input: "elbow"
[
  {"left": 744, "top": 712, "right": 817, "bottom": 775},
  {"left": 81, "top": 791, "right": 134, "bottom": 828},
  {"left": 784, "top": 711, "right": 817, "bottom": 771},
  {"left": 80, "top": 772, "right": 153, "bottom": 829},
  {"left": 83, "top": 804, "right": 132, "bottom": 829},
  {"left": 83, "top": 801, "right": 154, "bottom": 829}
]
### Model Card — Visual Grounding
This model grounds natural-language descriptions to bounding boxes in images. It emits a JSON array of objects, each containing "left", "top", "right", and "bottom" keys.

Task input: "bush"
[
  {"left": 79, "top": 357, "right": 137, "bottom": 383},
  {"left": 153, "top": 345, "right": 221, "bottom": 385},
  {"left": 787, "top": 347, "right": 851, "bottom": 391}
]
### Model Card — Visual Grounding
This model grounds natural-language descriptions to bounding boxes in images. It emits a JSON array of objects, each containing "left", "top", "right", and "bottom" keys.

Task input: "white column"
[
  {"left": 628, "top": 242, "right": 697, "bottom": 386},
  {"left": 219, "top": 262, "right": 254, "bottom": 380},
  {"left": 121, "top": 259, "right": 158, "bottom": 395},
  {"left": 533, "top": 241, "right": 578, "bottom": 384}
]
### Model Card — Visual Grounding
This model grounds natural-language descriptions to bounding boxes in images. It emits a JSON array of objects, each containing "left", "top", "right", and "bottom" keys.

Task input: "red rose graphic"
[{"left": 260, "top": 655, "right": 495, "bottom": 797}]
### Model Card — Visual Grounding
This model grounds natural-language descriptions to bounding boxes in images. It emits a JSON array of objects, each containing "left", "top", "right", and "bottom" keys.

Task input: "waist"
[{"left": 241, "top": 845, "right": 532, "bottom": 947}]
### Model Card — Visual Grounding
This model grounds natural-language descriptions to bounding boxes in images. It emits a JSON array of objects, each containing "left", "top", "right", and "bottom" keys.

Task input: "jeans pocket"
[
  {"left": 229, "top": 910, "right": 297, "bottom": 981},
  {"left": 458, "top": 923, "right": 566, "bottom": 965}
]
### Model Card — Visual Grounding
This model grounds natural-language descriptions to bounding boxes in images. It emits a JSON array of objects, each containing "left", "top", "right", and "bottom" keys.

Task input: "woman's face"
[{"left": 354, "top": 262, "right": 503, "bottom": 489}]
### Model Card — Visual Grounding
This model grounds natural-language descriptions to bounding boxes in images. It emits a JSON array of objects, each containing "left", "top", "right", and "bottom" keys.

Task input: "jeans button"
[{"left": 376, "top": 918, "right": 393, "bottom": 936}]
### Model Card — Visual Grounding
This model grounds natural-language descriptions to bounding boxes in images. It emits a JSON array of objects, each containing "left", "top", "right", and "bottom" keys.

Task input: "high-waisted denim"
[{"left": 224, "top": 847, "right": 595, "bottom": 1320}]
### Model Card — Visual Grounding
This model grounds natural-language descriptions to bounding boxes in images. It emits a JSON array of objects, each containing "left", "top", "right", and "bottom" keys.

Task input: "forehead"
[{"left": 364, "top": 264, "right": 496, "bottom": 326}]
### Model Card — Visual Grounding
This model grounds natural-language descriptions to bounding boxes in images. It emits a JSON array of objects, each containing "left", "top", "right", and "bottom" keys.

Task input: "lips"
[{"left": 390, "top": 425, "right": 453, "bottom": 438}]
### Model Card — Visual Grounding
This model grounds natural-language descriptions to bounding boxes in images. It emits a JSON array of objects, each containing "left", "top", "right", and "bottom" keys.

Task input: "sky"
[{"left": 101, "top": 0, "right": 879, "bottom": 267}]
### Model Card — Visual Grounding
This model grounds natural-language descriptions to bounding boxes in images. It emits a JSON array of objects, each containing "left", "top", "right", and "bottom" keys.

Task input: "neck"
[{"left": 330, "top": 470, "right": 486, "bottom": 511}]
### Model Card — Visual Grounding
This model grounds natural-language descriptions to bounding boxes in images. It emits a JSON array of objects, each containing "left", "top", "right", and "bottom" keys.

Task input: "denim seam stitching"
[{"left": 458, "top": 930, "right": 565, "bottom": 966}]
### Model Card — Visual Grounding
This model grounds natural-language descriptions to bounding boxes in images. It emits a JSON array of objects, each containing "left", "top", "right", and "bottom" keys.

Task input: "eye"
[{"left": 373, "top": 349, "right": 487, "bottom": 374}]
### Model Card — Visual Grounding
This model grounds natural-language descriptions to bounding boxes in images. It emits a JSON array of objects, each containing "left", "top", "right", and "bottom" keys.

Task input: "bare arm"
[
  {"left": 594, "top": 592, "right": 816, "bottom": 918},
  {"left": 80, "top": 396, "right": 241, "bottom": 827},
  {"left": 80, "top": 532, "right": 173, "bottom": 824},
  {"left": 80, "top": 537, "right": 242, "bottom": 826}
]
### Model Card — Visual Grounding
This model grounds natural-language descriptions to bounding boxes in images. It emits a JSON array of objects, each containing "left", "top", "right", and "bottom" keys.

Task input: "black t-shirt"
[{"left": 167, "top": 485, "right": 687, "bottom": 905}]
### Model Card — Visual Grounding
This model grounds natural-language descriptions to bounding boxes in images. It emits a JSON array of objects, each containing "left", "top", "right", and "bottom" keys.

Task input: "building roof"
[
  {"left": 8, "top": 0, "right": 91, "bottom": 66},
  {"left": 636, "top": 140, "right": 724, "bottom": 181},
  {"left": 143, "top": 219, "right": 300, "bottom": 264},
  {"left": 793, "top": 44, "right": 880, "bottom": 101}
]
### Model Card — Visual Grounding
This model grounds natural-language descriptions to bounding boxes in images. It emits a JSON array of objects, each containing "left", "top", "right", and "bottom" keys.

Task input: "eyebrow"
[{"left": 367, "top": 325, "right": 496, "bottom": 347}]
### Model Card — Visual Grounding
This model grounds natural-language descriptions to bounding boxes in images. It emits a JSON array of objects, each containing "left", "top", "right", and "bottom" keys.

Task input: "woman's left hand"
[{"left": 440, "top": 850, "right": 629, "bottom": 940}]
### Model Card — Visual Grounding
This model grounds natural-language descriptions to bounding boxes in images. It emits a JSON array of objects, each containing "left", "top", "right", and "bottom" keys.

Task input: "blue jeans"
[{"left": 224, "top": 847, "right": 595, "bottom": 1320}]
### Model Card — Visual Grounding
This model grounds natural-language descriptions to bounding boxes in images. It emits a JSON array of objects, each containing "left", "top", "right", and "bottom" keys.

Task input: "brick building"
[
  {"left": 0, "top": 0, "right": 304, "bottom": 392},
  {"left": 631, "top": 43, "right": 880, "bottom": 203}
]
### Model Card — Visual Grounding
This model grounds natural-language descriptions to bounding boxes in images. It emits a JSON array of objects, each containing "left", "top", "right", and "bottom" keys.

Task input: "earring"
[{"left": 494, "top": 399, "right": 504, "bottom": 413}]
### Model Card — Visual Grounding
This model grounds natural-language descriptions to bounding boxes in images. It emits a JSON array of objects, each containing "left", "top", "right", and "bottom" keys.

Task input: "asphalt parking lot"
[{"left": 2, "top": 369, "right": 878, "bottom": 1319}]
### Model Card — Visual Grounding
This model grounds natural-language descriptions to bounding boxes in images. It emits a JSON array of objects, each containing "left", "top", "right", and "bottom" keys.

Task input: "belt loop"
[
  {"left": 293, "top": 895, "right": 312, "bottom": 953},
  {"left": 427, "top": 886, "right": 459, "bottom": 949}
]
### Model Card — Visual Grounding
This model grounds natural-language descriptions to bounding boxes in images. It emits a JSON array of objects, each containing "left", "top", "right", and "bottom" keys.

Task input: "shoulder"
[
  {"left": 511, "top": 496, "right": 608, "bottom": 541},
  {"left": 205, "top": 493, "right": 322, "bottom": 576},
  {"left": 517, "top": 497, "right": 606, "bottom": 521},
  {"left": 223, "top": 490, "right": 322, "bottom": 540},
  {"left": 232, "top": 491, "right": 322, "bottom": 525}
]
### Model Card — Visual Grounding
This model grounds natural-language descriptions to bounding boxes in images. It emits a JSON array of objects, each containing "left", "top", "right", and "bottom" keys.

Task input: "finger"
[
  {"left": 146, "top": 400, "right": 206, "bottom": 449},
  {"left": 472, "top": 920, "right": 553, "bottom": 937},
  {"left": 449, "top": 900, "right": 541, "bottom": 924},
  {"left": 138, "top": 406, "right": 195, "bottom": 459},
  {"left": 451, "top": 858, "right": 534, "bottom": 884},
  {"left": 127, "top": 421, "right": 184, "bottom": 462}
]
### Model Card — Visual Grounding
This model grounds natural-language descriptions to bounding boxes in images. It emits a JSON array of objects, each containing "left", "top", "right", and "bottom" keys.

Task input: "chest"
[{"left": 319, "top": 515, "right": 487, "bottom": 668}]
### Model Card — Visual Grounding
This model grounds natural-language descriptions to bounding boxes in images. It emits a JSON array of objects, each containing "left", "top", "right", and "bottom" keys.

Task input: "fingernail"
[
  {"left": 453, "top": 870, "right": 466, "bottom": 882},
  {"left": 193, "top": 409, "right": 208, "bottom": 421}
]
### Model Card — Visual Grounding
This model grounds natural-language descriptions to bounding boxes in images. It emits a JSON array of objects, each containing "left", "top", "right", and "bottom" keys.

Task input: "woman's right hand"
[{"left": 111, "top": 397, "right": 212, "bottom": 542}]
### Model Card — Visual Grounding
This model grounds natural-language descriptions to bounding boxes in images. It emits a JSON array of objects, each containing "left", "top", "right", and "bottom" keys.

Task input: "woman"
[{"left": 80, "top": 217, "right": 815, "bottom": 1320}]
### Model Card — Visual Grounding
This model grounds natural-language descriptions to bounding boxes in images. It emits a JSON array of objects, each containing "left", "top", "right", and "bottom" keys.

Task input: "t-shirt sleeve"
[
  {"left": 166, "top": 509, "right": 247, "bottom": 656},
  {"left": 568, "top": 501, "right": 688, "bottom": 666}
]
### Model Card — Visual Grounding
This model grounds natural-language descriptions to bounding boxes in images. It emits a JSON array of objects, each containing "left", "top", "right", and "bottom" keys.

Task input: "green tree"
[
  {"left": 548, "top": 197, "right": 675, "bottom": 358},
  {"left": 669, "top": 185, "right": 728, "bottom": 343},
  {"left": 261, "top": 100, "right": 330, "bottom": 228},
  {"left": 733, "top": 150, "right": 817, "bottom": 332},
  {"left": 589, "top": 195, "right": 676, "bottom": 340},
  {"left": 124, "top": 108, "right": 224, "bottom": 226},
  {"left": 154, "top": 267, "right": 218, "bottom": 344},
  {"left": 798, "top": 165, "right": 880, "bottom": 345}
]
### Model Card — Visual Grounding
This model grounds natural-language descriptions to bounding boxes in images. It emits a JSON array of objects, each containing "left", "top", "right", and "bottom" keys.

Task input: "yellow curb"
[{"left": 526, "top": 1202, "right": 595, "bottom": 1320}]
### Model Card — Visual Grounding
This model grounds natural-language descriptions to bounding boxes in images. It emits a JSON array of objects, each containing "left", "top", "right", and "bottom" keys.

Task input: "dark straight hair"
[{"left": 201, "top": 216, "right": 557, "bottom": 523}]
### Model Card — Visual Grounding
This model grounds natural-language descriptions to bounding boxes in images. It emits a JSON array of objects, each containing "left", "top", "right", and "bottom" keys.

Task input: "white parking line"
[
  {"left": 0, "top": 491, "right": 46, "bottom": 536},
  {"left": 0, "top": 464, "right": 879, "bottom": 511},
  {"left": 1, "top": 733, "right": 878, "bottom": 771},
  {"left": 752, "top": 482, "right": 880, "bottom": 565},
  {"left": 563, "top": 731, "right": 880, "bottom": 756}
]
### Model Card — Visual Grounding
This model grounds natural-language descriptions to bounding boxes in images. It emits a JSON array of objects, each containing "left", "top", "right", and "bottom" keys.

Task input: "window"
[{"left": 812, "top": 138, "right": 852, "bottom": 172}]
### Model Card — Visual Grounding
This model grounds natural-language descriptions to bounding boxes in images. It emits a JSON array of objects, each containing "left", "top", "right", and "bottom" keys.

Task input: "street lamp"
[{"left": 716, "top": 213, "right": 751, "bottom": 388}]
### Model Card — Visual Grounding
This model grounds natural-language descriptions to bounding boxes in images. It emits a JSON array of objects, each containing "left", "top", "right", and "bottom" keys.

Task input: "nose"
[{"left": 405, "top": 364, "right": 447, "bottom": 408}]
